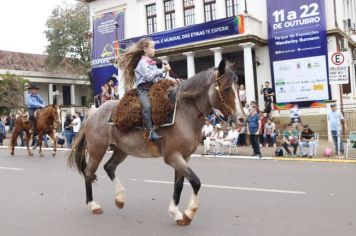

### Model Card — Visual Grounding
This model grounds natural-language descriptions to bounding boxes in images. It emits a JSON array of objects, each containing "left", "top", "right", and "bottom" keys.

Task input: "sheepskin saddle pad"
[{"left": 112, "top": 80, "right": 178, "bottom": 132}]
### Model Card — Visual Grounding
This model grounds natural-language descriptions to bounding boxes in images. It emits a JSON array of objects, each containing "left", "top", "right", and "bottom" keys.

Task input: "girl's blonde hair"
[{"left": 117, "top": 37, "right": 153, "bottom": 89}]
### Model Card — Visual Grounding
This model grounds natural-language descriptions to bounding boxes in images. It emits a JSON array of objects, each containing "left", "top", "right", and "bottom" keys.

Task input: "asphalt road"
[{"left": 1, "top": 148, "right": 356, "bottom": 236}]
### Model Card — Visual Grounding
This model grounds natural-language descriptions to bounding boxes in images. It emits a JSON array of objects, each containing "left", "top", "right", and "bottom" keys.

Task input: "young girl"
[{"left": 117, "top": 38, "right": 171, "bottom": 141}]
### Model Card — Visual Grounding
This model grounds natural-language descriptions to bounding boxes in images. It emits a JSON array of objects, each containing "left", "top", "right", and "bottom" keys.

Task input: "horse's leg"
[
  {"left": 168, "top": 171, "right": 185, "bottom": 221},
  {"left": 10, "top": 129, "right": 19, "bottom": 156},
  {"left": 165, "top": 154, "right": 201, "bottom": 226},
  {"left": 103, "top": 145, "right": 127, "bottom": 209},
  {"left": 25, "top": 130, "right": 33, "bottom": 156},
  {"left": 85, "top": 145, "right": 107, "bottom": 214},
  {"left": 48, "top": 129, "right": 57, "bottom": 157},
  {"left": 38, "top": 131, "right": 44, "bottom": 157}
]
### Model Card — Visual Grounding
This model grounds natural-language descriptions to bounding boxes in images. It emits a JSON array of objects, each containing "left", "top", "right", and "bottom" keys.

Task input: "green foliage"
[
  {"left": 0, "top": 74, "right": 28, "bottom": 114},
  {"left": 45, "top": 1, "right": 91, "bottom": 70}
]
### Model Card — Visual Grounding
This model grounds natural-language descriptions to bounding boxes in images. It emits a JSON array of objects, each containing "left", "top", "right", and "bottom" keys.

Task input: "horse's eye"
[{"left": 224, "top": 88, "right": 231, "bottom": 92}]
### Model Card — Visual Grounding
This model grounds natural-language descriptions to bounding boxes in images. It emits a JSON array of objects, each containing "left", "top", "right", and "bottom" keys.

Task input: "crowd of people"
[{"left": 200, "top": 93, "right": 346, "bottom": 158}]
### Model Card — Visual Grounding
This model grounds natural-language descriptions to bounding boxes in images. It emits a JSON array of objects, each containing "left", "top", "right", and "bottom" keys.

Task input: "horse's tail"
[{"left": 67, "top": 125, "right": 87, "bottom": 176}]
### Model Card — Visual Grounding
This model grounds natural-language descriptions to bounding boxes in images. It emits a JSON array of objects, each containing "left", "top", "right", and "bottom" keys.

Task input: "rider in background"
[
  {"left": 26, "top": 83, "right": 45, "bottom": 133},
  {"left": 117, "top": 37, "right": 171, "bottom": 142}
]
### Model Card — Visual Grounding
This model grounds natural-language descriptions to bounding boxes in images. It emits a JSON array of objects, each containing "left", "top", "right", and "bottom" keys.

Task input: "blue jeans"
[
  {"left": 263, "top": 133, "right": 276, "bottom": 145},
  {"left": 64, "top": 130, "right": 74, "bottom": 148},
  {"left": 331, "top": 130, "right": 344, "bottom": 153}
]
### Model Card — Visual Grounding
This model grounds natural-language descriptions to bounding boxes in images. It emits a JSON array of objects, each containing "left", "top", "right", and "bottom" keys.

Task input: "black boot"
[{"left": 142, "top": 112, "right": 162, "bottom": 142}]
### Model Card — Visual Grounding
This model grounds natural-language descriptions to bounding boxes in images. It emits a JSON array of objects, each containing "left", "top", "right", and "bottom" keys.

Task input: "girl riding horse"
[{"left": 117, "top": 37, "right": 171, "bottom": 141}]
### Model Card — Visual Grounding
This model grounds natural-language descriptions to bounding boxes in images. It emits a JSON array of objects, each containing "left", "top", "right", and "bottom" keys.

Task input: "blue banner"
[
  {"left": 91, "top": 11, "right": 124, "bottom": 95},
  {"left": 267, "top": 0, "right": 330, "bottom": 107},
  {"left": 120, "top": 16, "right": 244, "bottom": 49}
]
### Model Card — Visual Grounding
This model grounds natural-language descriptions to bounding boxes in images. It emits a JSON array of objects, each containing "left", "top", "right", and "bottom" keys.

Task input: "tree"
[
  {"left": 44, "top": 1, "right": 91, "bottom": 72},
  {"left": 0, "top": 74, "right": 28, "bottom": 114}
]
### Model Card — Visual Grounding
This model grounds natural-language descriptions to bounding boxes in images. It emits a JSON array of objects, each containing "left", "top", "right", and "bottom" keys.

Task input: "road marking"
[
  {"left": 0, "top": 166, "right": 24, "bottom": 171},
  {"left": 144, "top": 179, "right": 306, "bottom": 195}
]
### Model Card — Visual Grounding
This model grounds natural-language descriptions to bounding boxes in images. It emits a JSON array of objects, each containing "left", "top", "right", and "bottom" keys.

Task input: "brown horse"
[
  {"left": 68, "top": 60, "right": 244, "bottom": 225},
  {"left": 10, "top": 105, "right": 60, "bottom": 157}
]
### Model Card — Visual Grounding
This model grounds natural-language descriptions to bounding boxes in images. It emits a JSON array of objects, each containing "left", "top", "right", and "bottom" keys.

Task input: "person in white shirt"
[
  {"left": 203, "top": 124, "right": 224, "bottom": 155},
  {"left": 201, "top": 120, "right": 213, "bottom": 142},
  {"left": 216, "top": 126, "right": 239, "bottom": 154},
  {"left": 289, "top": 104, "right": 301, "bottom": 123},
  {"left": 71, "top": 112, "right": 82, "bottom": 138}
]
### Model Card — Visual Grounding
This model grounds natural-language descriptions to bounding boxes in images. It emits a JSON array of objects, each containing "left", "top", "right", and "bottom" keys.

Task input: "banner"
[
  {"left": 267, "top": 0, "right": 330, "bottom": 108},
  {"left": 120, "top": 16, "right": 244, "bottom": 50},
  {"left": 92, "top": 11, "right": 124, "bottom": 95}
]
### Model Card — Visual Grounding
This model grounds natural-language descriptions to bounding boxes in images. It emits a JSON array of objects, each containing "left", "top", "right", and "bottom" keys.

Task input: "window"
[
  {"left": 164, "top": 0, "right": 175, "bottom": 30},
  {"left": 204, "top": 0, "right": 216, "bottom": 22},
  {"left": 183, "top": 0, "right": 195, "bottom": 26},
  {"left": 62, "top": 86, "right": 71, "bottom": 106},
  {"left": 226, "top": 0, "right": 239, "bottom": 17},
  {"left": 146, "top": 4, "right": 157, "bottom": 34}
]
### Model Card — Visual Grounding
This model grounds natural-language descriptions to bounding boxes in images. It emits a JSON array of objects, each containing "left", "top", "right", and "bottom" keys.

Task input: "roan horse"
[
  {"left": 10, "top": 105, "right": 60, "bottom": 157},
  {"left": 68, "top": 60, "right": 244, "bottom": 226}
]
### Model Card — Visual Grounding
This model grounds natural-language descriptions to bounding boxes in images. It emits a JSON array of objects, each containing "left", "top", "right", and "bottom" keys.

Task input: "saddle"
[{"left": 112, "top": 80, "right": 178, "bottom": 132}]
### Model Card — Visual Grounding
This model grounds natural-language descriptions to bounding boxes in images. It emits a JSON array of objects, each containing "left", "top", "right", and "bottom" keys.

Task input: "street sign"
[{"left": 329, "top": 52, "right": 349, "bottom": 84}]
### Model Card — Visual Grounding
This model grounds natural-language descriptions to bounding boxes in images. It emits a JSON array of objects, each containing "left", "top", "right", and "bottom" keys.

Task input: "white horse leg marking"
[
  {"left": 113, "top": 177, "right": 125, "bottom": 209},
  {"left": 168, "top": 200, "right": 183, "bottom": 221},
  {"left": 87, "top": 201, "right": 103, "bottom": 214},
  {"left": 184, "top": 193, "right": 199, "bottom": 220},
  {"left": 113, "top": 177, "right": 125, "bottom": 202}
]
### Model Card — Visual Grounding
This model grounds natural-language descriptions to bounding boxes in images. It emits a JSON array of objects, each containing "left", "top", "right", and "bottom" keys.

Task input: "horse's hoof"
[
  {"left": 92, "top": 208, "right": 103, "bottom": 214},
  {"left": 10, "top": 152, "right": 14, "bottom": 156},
  {"left": 39, "top": 154, "right": 44, "bottom": 158},
  {"left": 176, "top": 214, "right": 192, "bottom": 226},
  {"left": 115, "top": 199, "right": 124, "bottom": 209},
  {"left": 52, "top": 152, "right": 56, "bottom": 157},
  {"left": 29, "top": 152, "right": 34, "bottom": 156}
]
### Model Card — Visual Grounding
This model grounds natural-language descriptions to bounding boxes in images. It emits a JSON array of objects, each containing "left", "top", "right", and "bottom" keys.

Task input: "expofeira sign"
[
  {"left": 267, "top": 0, "right": 330, "bottom": 109},
  {"left": 91, "top": 11, "right": 124, "bottom": 95}
]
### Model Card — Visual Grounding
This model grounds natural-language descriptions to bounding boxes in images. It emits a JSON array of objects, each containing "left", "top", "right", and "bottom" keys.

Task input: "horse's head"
[
  {"left": 49, "top": 105, "right": 61, "bottom": 129},
  {"left": 208, "top": 59, "right": 245, "bottom": 127}
]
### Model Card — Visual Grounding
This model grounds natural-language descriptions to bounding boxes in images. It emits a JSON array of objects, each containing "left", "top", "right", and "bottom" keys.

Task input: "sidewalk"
[
  {"left": 193, "top": 140, "right": 356, "bottom": 163},
  {"left": 2, "top": 134, "right": 356, "bottom": 163}
]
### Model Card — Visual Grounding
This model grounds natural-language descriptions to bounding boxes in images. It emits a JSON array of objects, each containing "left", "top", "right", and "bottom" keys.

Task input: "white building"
[
  {"left": 86, "top": 0, "right": 356, "bottom": 138},
  {"left": 86, "top": 0, "right": 356, "bottom": 107},
  {"left": 0, "top": 50, "right": 91, "bottom": 109}
]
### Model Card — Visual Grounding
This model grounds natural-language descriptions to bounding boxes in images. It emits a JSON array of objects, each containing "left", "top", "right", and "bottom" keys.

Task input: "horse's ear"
[{"left": 218, "top": 59, "right": 226, "bottom": 76}]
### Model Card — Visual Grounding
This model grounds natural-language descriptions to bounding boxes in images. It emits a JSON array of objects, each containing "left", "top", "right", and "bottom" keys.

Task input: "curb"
[{"left": 2, "top": 146, "right": 356, "bottom": 163}]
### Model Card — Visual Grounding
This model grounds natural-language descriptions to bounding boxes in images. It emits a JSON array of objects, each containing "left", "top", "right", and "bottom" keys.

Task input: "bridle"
[{"left": 214, "top": 72, "right": 235, "bottom": 116}]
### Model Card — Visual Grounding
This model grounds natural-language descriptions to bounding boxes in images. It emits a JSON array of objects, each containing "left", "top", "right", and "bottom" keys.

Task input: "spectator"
[
  {"left": 101, "top": 75, "right": 118, "bottom": 103},
  {"left": 327, "top": 104, "right": 345, "bottom": 155},
  {"left": 246, "top": 101, "right": 259, "bottom": 116},
  {"left": 71, "top": 112, "right": 82, "bottom": 139},
  {"left": 9, "top": 113, "right": 16, "bottom": 133},
  {"left": 236, "top": 122, "right": 247, "bottom": 146},
  {"left": 239, "top": 84, "right": 247, "bottom": 107},
  {"left": 259, "top": 111, "right": 267, "bottom": 147},
  {"left": 201, "top": 120, "right": 213, "bottom": 142},
  {"left": 63, "top": 114, "right": 74, "bottom": 148},
  {"left": 0, "top": 116, "right": 6, "bottom": 145},
  {"left": 263, "top": 117, "right": 276, "bottom": 147},
  {"left": 281, "top": 123, "right": 299, "bottom": 157},
  {"left": 261, "top": 81, "right": 274, "bottom": 116},
  {"left": 216, "top": 126, "right": 239, "bottom": 154},
  {"left": 290, "top": 104, "right": 301, "bottom": 123},
  {"left": 203, "top": 124, "right": 224, "bottom": 155},
  {"left": 298, "top": 125, "right": 315, "bottom": 158},
  {"left": 246, "top": 105, "right": 262, "bottom": 158}
]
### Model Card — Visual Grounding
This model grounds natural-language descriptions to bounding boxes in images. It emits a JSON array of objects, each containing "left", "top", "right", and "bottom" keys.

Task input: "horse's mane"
[{"left": 178, "top": 68, "right": 216, "bottom": 99}]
